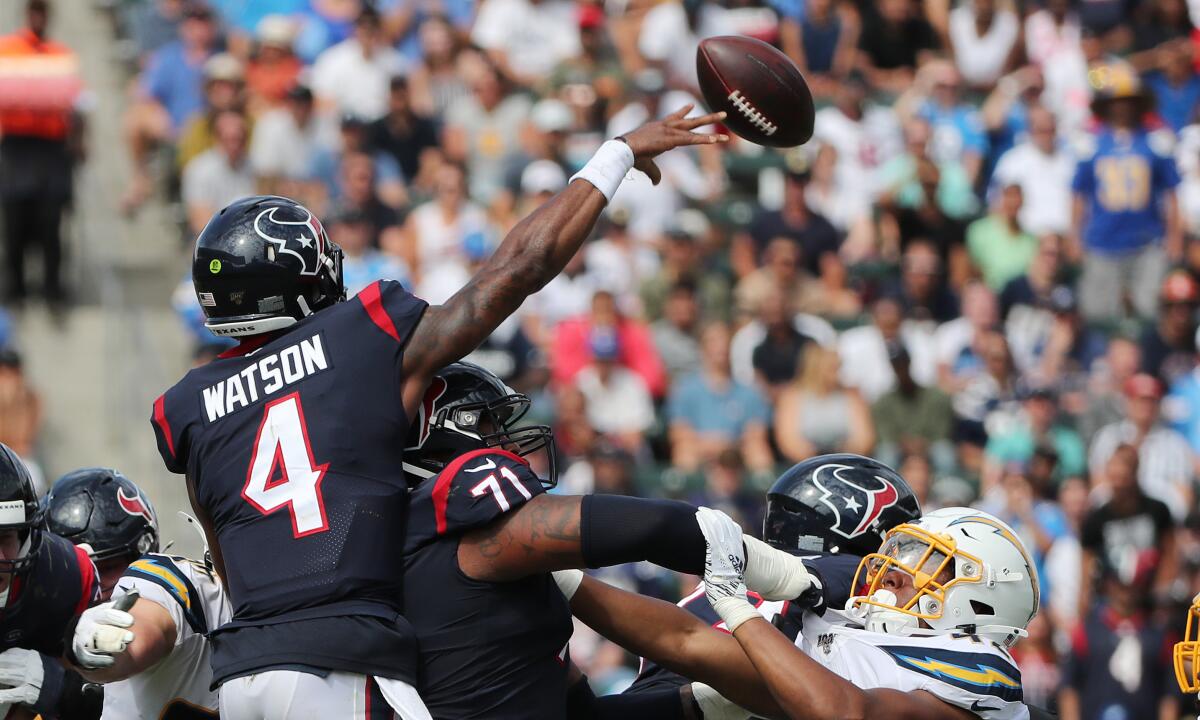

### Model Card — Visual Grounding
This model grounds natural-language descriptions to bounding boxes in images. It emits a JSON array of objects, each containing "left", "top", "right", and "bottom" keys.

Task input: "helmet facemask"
[
  {"left": 406, "top": 392, "right": 557, "bottom": 487},
  {"left": 849, "top": 524, "right": 983, "bottom": 636},
  {"left": 1175, "top": 595, "right": 1200, "bottom": 693}
]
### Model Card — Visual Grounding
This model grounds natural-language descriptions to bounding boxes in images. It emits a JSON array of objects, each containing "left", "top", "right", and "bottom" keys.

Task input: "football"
[{"left": 696, "top": 36, "right": 815, "bottom": 148}]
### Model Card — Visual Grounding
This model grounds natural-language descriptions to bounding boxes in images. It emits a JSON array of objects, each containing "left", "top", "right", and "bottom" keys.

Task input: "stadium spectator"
[
  {"left": 1032, "top": 285, "right": 1107, "bottom": 385},
  {"left": 1089, "top": 373, "right": 1196, "bottom": 518},
  {"left": 751, "top": 291, "right": 816, "bottom": 397},
  {"left": 778, "top": 0, "right": 858, "bottom": 98},
  {"left": 978, "top": 466, "right": 1069, "bottom": 600},
  {"left": 470, "top": 0, "right": 580, "bottom": 88},
  {"left": 175, "top": 52, "right": 248, "bottom": 172},
  {"left": 244, "top": 15, "right": 303, "bottom": 112},
  {"left": 1079, "top": 336, "right": 1142, "bottom": 441},
  {"left": 181, "top": 110, "right": 254, "bottom": 235},
  {"left": 886, "top": 241, "right": 959, "bottom": 324},
  {"left": 368, "top": 76, "right": 439, "bottom": 185},
  {"left": 574, "top": 328, "right": 656, "bottom": 452},
  {"left": 1000, "top": 239, "right": 1065, "bottom": 373},
  {"left": 980, "top": 65, "right": 1046, "bottom": 164},
  {"left": 989, "top": 105, "right": 1074, "bottom": 237},
  {"left": 650, "top": 281, "right": 702, "bottom": 379},
  {"left": 311, "top": 7, "right": 406, "bottom": 122},
  {"left": 775, "top": 344, "right": 875, "bottom": 461},
  {"left": 982, "top": 382, "right": 1086, "bottom": 489},
  {"left": 735, "top": 237, "right": 816, "bottom": 320},
  {"left": 896, "top": 61, "right": 988, "bottom": 189},
  {"left": 855, "top": 0, "right": 939, "bottom": 94},
  {"left": 120, "top": 0, "right": 185, "bottom": 60},
  {"left": 399, "top": 162, "right": 488, "bottom": 301},
  {"left": 0, "top": 0, "right": 82, "bottom": 307},
  {"left": 547, "top": 5, "right": 624, "bottom": 124},
  {"left": 248, "top": 84, "right": 325, "bottom": 205},
  {"left": 1129, "top": 0, "right": 1194, "bottom": 67},
  {"left": 584, "top": 209, "right": 659, "bottom": 312},
  {"left": 966, "top": 182, "right": 1037, "bottom": 291},
  {"left": 935, "top": 281, "right": 1000, "bottom": 393},
  {"left": 405, "top": 14, "right": 472, "bottom": 119},
  {"left": 950, "top": 329, "right": 1019, "bottom": 470},
  {"left": 1139, "top": 269, "right": 1200, "bottom": 384},
  {"left": 732, "top": 157, "right": 839, "bottom": 279},
  {"left": 1143, "top": 38, "right": 1200, "bottom": 134},
  {"left": 839, "top": 295, "right": 937, "bottom": 401},
  {"left": 443, "top": 59, "right": 531, "bottom": 204},
  {"left": 329, "top": 151, "right": 402, "bottom": 252},
  {"left": 810, "top": 74, "right": 902, "bottom": 215},
  {"left": 686, "top": 448, "right": 764, "bottom": 533},
  {"left": 1070, "top": 62, "right": 1181, "bottom": 321},
  {"left": 1011, "top": 614, "right": 1060, "bottom": 712},
  {"left": 551, "top": 290, "right": 666, "bottom": 399},
  {"left": 1044, "top": 475, "right": 1088, "bottom": 627},
  {"left": 667, "top": 322, "right": 773, "bottom": 473},
  {"left": 871, "top": 340, "right": 954, "bottom": 471},
  {"left": 640, "top": 223, "right": 731, "bottom": 323},
  {"left": 1061, "top": 554, "right": 1180, "bottom": 720},
  {"left": 947, "top": 0, "right": 1019, "bottom": 89},
  {"left": 327, "top": 208, "right": 409, "bottom": 297},
  {"left": 122, "top": 2, "right": 217, "bottom": 212}
]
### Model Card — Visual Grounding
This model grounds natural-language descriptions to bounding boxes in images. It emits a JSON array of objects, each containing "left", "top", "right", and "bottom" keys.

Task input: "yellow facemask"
[
  {"left": 1174, "top": 596, "right": 1200, "bottom": 693},
  {"left": 850, "top": 523, "right": 984, "bottom": 622}
]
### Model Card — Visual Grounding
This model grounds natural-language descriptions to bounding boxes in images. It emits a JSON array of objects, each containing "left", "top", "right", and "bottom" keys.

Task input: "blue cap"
[{"left": 590, "top": 327, "right": 620, "bottom": 361}]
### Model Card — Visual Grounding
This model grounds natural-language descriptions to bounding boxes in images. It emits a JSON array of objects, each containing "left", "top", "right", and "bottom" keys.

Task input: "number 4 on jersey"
[{"left": 242, "top": 392, "right": 330, "bottom": 537}]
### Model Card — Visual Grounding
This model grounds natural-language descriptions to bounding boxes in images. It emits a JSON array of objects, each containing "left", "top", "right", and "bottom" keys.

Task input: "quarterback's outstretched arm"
[{"left": 399, "top": 107, "right": 726, "bottom": 410}]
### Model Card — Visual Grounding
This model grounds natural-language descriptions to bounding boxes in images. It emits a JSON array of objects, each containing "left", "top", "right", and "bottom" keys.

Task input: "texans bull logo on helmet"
[
  {"left": 117, "top": 486, "right": 157, "bottom": 526},
  {"left": 413, "top": 376, "right": 450, "bottom": 448},
  {"left": 811, "top": 463, "right": 900, "bottom": 539},
  {"left": 254, "top": 205, "right": 329, "bottom": 276}
]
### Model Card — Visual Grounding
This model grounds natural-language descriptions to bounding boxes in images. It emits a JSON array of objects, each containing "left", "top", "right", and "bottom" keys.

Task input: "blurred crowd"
[{"left": 9, "top": 0, "right": 1200, "bottom": 715}]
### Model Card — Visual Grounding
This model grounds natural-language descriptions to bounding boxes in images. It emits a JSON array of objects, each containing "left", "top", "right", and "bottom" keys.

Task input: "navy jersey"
[
  {"left": 1072, "top": 128, "right": 1180, "bottom": 254},
  {"left": 150, "top": 280, "right": 427, "bottom": 684},
  {"left": 1, "top": 531, "right": 97, "bottom": 655},
  {"left": 403, "top": 449, "right": 573, "bottom": 720},
  {"left": 626, "top": 553, "right": 860, "bottom": 695}
]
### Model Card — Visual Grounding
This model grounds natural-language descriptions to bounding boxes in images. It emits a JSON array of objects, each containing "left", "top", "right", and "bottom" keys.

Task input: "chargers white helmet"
[{"left": 847, "top": 507, "right": 1040, "bottom": 648}]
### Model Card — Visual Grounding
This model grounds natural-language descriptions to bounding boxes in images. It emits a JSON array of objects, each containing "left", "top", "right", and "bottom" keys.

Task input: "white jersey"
[
  {"left": 796, "top": 610, "right": 1029, "bottom": 720},
  {"left": 103, "top": 554, "right": 232, "bottom": 719}
]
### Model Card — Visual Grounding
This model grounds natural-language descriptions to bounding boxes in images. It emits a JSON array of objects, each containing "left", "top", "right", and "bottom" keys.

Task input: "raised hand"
[{"left": 620, "top": 105, "right": 728, "bottom": 184}]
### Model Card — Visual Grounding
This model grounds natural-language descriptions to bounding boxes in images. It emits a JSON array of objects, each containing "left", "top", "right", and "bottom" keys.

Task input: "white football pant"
[{"left": 219, "top": 670, "right": 431, "bottom": 720}]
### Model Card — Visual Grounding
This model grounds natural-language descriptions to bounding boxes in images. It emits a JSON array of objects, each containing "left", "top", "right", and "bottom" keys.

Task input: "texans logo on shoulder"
[
  {"left": 812, "top": 463, "right": 899, "bottom": 539},
  {"left": 254, "top": 206, "right": 327, "bottom": 276},
  {"left": 117, "top": 487, "right": 156, "bottom": 525}
]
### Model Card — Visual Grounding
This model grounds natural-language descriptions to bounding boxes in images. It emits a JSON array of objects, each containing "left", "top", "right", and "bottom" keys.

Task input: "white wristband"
[
  {"left": 711, "top": 595, "right": 760, "bottom": 633},
  {"left": 569, "top": 139, "right": 635, "bottom": 203}
]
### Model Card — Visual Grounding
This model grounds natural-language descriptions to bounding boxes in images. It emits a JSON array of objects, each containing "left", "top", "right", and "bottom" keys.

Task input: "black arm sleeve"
[{"left": 580, "top": 495, "right": 705, "bottom": 576}]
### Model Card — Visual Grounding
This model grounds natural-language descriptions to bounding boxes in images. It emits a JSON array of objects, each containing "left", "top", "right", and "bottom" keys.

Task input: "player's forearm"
[
  {"left": 732, "top": 617, "right": 866, "bottom": 720},
  {"left": 569, "top": 577, "right": 781, "bottom": 717},
  {"left": 77, "top": 600, "right": 175, "bottom": 683},
  {"left": 458, "top": 494, "right": 706, "bottom": 581}
]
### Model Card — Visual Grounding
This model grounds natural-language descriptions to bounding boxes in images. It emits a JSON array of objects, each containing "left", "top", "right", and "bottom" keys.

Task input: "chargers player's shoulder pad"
[{"left": 122, "top": 553, "right": 210, "bottom": 634}]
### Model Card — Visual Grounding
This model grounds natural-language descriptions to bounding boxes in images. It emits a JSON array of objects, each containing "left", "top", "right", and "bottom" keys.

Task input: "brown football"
[{"left": 696, "top": 36, "right": 814, "bottom": 148}]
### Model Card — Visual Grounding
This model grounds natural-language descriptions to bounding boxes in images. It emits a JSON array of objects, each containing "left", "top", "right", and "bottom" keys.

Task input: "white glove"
[
  {"left": 743, "top": 535, "right": 812, "bottom": 601},
  {"left": 552, "top": 569, "right": 584, "bottom": 602},
  {"left": 0, "top": 648, "right": 43, "bottom": 707},
  {"left": 690, "top": 682, "right": 752, "bottom": 720},
  {"left": 695, "top": 507, "right": 758, "bottom": 632},
  {"left": 72, "top": 600, "right": 136, "bottom": 669}
]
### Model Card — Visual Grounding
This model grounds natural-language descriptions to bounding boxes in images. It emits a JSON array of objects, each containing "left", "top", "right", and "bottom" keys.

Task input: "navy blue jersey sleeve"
[
  {"left": 151, "top": 386, "right": 189, "bottom": 475},
  {"left": 353, "top": 279, "right": 427, "bottom": 348},
  {"left": 406, "top": 449, "right": 545, "bottom": 551},
  {"left": 799, "top": 553, "right": 862, "bottom": 616}
]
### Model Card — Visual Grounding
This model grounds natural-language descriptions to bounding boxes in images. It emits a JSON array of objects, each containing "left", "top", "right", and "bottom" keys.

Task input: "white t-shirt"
[
  {"left": 471, "top": 0, "right": 580, "bottom": 81},
  {"left": 248, "top": 109, "right": 330, "bottom": 181},
  {"left": 1176, "top": 124, "right": 1200, "bottom": 235},
  {"left": 182, "top": 150, "right": 255, "bottom": 212},
  {"left": 949, "top": 7, "right": 1020, "bottom": 87},
  {"left": 990, "top": 141, "right": 1075, "bottom": 236},
  {"left": 575, "top": 365, "right": 656, "bottom": 435},
  {"left": 311, "top": 39, "right": 407, "bottom": 121},
  {"left": 104, "top": 554, "right": 232, "bottom": 719},
  {"left": 408, "top": 200, "right": 490, "bottom": 298},
  {"left": 813, "top": 105, "right": 903, "bottom": 201},
  {"left": 837, "top": 323, "right": 937, "bottom": 402}
]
